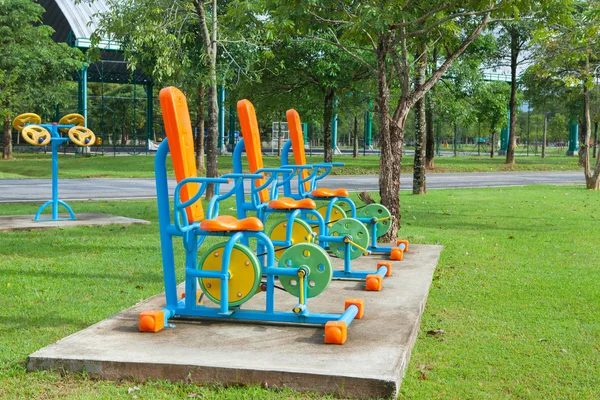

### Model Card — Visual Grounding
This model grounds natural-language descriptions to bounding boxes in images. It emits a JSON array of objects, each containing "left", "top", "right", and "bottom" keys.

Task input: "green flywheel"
[
  {"left": 326, "top": 217, "right": 370, "bottom": 260},
  {"left": 277, "top": 243, "right": 333, "bottom": 298},
  {"left": 358, "top": 203, "right": 392, "bottom": 238}
]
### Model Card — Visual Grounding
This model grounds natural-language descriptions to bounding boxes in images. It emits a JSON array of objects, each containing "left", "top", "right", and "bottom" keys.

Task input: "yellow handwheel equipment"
[
  {"left": 21, "top": 125, "right": 51, "bottom": 146},
  {"left": 58, "top": 113, "right": 85, "bottom": 132},
  {"left": 268, "top": 218, "right": 313, "bottom": 259},
  {"left": 12, "top": 113, "right": 42, "bottom": 131},
  {"left": 68, "top": 126, "right": 96, "bottom": 146},
  {"left": 197, "top": 242, "right": 262, "bottom": 307}
]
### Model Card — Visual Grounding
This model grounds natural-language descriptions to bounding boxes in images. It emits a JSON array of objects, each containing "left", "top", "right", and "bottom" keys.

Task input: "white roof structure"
[{"left": 41, "top": 0, "right": 120, "bottom": 50}]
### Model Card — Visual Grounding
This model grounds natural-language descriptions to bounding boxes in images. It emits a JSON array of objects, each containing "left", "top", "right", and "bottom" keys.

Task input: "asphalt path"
[{"left": 0, "top": 171, "right": 583, "bottom": 203}]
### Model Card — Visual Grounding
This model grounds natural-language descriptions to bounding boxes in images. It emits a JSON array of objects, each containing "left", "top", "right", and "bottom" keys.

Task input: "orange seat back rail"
[
  {"left": 286, "top": 109, "right": 311, "bottom": 192},
  {"left": 159, "top": 86, "right": 204, "bottom": 222},
  {"left": 237, "top": 99, "right": 269, "bottom": 202}
]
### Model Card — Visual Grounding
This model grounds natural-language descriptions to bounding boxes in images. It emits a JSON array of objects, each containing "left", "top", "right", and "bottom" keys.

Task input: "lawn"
[
  {"left": 1, "top": 186, "right": 599, "bottom": 399},
  {"left": 0, "top": 152, "right": 582, "bottom": 179}
]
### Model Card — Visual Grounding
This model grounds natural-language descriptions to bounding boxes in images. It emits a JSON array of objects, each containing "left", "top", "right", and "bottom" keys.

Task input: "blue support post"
[{"left": 33, "top": 123, "right": 77, "bottom": 221}]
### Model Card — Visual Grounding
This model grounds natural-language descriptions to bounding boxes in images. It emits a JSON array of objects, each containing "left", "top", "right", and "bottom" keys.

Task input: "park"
[{"left": 1, "top": 0, "right": 599, "bottom": 399}]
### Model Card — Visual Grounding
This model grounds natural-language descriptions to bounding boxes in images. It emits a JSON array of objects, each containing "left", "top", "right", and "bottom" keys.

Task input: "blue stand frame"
[
  {"left": 31, "top": 122, "right": 77, "bottom": 222},
  {"left": 152, "top": 139, "right": 360, "bottom": 336},
  {"left": 280, "top": 140, "right": 407, "bottom": 255},
  {"left": 232, "top": 139, "right": 389, "bottom": 283}
]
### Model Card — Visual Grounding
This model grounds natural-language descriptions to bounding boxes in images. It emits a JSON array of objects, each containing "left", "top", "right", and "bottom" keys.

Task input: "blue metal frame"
[
  {"left": 280, "top": 140, "right": 407, "bottom": 256},
  {"left": 232, "top": 139, "right": 389, "bottom": 282},
  {"left": 154, "top": 139, "right": 360, "bottom": 331},
  {"left": 28, "top": 122, "right": 78, "bottom": 221}
]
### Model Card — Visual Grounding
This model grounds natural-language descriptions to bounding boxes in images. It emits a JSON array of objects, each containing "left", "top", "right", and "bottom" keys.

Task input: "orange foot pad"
[
  {"left": 345, "top": 298, "right": 365, "bottom": 319},
  {"left": 390, "top": 247, "right": 404, "bottom": 261},
  {"left": 139, "top": 310, "right": 165, "bottom": 332},
  {"left": 324, "top": 321, "right": 347, "bottom": 344},
  {"left": 365, "top": 274, "right": 383, "bottom": 291},
  {"left": 377, "top": 261, "right": 393, "bottom": 277},
  {"left": 396, "top": 239, "right": 409, "bottom": 252}
]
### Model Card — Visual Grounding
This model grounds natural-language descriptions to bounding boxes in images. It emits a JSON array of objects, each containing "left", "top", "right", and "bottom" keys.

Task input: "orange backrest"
[
  {"left": 286, "top": 109, "right": 310, "bottom": 192},
  {"left": 159, "top": 86, "right": 205, "bottom": 222},
  {"left": 237, "top": 99, "right": 269, "bottom": 202}
]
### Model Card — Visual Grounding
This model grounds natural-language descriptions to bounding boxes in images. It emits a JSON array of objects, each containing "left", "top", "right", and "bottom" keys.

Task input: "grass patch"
[
  {"left": 0, "top": 152, "right": 582, "bottom": 179},
  {"left": 1, "top": 185, "right": 599, "bottom": 398}
]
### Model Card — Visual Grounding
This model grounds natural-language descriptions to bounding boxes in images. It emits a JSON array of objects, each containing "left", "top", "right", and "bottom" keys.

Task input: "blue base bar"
[
  {"left": 34, "top": 199, "right": 76, "bottom": 222},
  {"left": 368, "top": 243, "right": 405, "bottom": 254},
  {"left": 165, "top": 305, "right": 347, "bottom": 326}
]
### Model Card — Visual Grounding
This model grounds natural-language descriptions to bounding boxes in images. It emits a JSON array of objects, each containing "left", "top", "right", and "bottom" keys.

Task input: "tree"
[
  {"left": 0, "top": 0, "right": 82, "bottom": 159},
  {"left": 413, "top": 43, "right": 427, "bottom": 194},
  {"left": 473, "top": 81, "right": 511, "bottom": 158},
  {"left": 265, "top": 1, "right": 528, "bottom": 240},
  {"left": 499, "top": 20, "right": 533, "bottom": 164},
  {"left": 95, "top": 0, "right": 261, "bottom": 198},
  {"left": 531, "top": 0, "right": 600, "bottom": 189}
]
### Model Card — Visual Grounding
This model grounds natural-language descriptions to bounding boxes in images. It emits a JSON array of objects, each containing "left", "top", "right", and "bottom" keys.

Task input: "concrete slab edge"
[{"left": 27, "top": 357, "right": 398, "bottom": 399}]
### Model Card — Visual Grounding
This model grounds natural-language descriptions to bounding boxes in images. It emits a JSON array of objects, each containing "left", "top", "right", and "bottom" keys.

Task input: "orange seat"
[
  {"left": 311, "top": 188, "right": 350, "bottom": 198},
  {"left": 200, "top": 215, "right": 264, "bottom": 232},
  {"left": 268, "top": 197, "right": 316, "bottom": 210}
]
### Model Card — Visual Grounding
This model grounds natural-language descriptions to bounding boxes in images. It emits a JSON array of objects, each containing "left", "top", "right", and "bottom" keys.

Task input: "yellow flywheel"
[
  {"left": 12, "top": 113, "right": 41, "bottom": 131},
  {"left": 58, "top": 113, "right": 85, "bottom": 132},
  {"left": 68, "top": 126, "right": 96, "bottom": 146},
  {"left": 268, "top": 218, "right": 313, "bottom": 259},
  {"left": 21, "top": 125, "right": 51, "bottom": 146},
  {"left": 197, "top": 242, "right": 261, "bottom": 307},
  {"left": 306, "top": 204, "right": 347, "bottom": 234}
]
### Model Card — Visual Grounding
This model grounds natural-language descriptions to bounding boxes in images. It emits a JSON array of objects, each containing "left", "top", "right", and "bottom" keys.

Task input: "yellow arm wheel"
[
  {"left": 68, "top": 126, "right": 96, "bottom": 146},
  {"left": 59, "top": 113, "right": 85, "bottom": 132},
  {"left": 22, "top": 126, "right": 51, "bottom": 146},
  {"left": 12, "top": 113, "right": 41, "bottom": 132}
]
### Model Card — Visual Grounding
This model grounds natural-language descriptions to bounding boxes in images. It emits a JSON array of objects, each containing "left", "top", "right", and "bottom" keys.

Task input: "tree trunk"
[
  {"left": 121, "top": 127, "right": 128, "bottom": 145},
  {"left": 413, "top": 43, "right": 427, "bottom": 194},
  {"left": 377, "top": 36, "right": 402, "bottom": 241},
  {"left": 196, "top": 84, "right": 205, "bottom": 171},
  {"left": 506, "top": 27, "right": 519, "bottom": 165},
  {"left": 582, "top": 63, "right": 600, "bottom": 189},
  {"left": 542, "top": 113, "right": 547, "bottom": 159},
  {"left": 594, "top": 121, "right": 598, "bottom": 158},
  {"left": 323, "top": 88, "right": 335, "bottom": 163},
  {"left": 2, "top": 115, "right": 12, "bottom": 160},
  {"left": 353, "top": 114, "right": 359, "bottom": 158},
  {"left": 193, "top": 0, "right": 219, "bottom": 199},
  {"left": 490, "top": 131, "right": 495, "bottom": 158},
  {"left": 425, "top": 47, "right": 437, "bottom": 169}
]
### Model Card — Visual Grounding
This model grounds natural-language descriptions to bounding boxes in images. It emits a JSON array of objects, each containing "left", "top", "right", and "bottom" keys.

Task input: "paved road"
[{"left": 0, "top": 171, "right": 583, "bottom": 203}]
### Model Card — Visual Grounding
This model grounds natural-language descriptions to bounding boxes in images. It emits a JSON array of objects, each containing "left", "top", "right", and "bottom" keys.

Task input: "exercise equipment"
[
  {"left": 139, "top": 86, "right": 364, "bottom": 344},
  {"left": 282, "top": 109, "right": 409, "bottom": 261},
  {"left": 234, "top": 100, "right": 391, "bottom": 291},
  {"left": 12, "top": 113, "right": 96, "bottom": 221}
]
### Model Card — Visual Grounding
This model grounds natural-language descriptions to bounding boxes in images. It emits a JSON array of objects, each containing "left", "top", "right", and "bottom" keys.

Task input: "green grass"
[
  {"left": 1, "top": 185, "right": 599, "bottom": 398},
  {"left": 0, "top": 152, "right": 581, "bottom": 179}
]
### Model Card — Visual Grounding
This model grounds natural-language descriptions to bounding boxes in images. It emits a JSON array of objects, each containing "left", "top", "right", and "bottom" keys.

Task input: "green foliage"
[
  {"left": 0, "top": 0, "right": 83, "bottom": 118},
  {"left": 1, "top": 185, "right": 599, "bottom": 398}
]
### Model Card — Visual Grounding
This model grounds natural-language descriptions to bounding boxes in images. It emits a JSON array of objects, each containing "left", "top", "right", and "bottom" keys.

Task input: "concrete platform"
[
  {"left": 27, "top": 244, "right": 442, "bottom": 399},
  {"left": 0, "top": 213, "right": 149, "bottom": 232}
]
